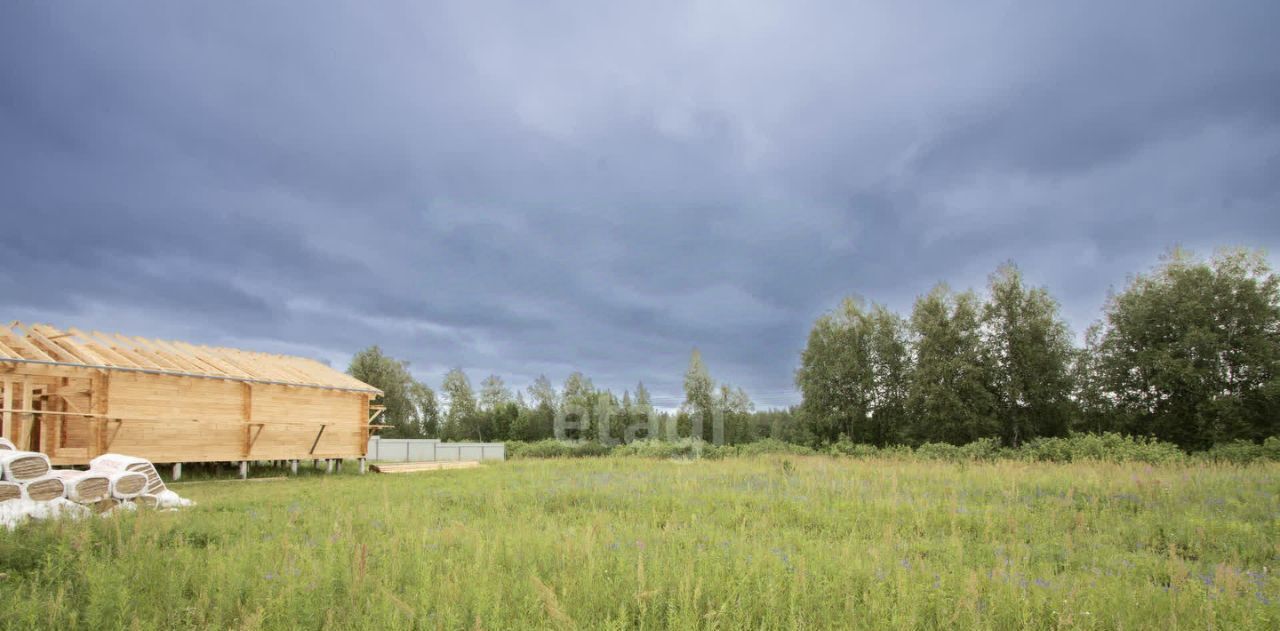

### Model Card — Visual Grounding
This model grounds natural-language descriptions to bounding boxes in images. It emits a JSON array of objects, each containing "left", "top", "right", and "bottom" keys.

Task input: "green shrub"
[
  {"left": 611, "top": 438, "right": 710, "bottom": 459},
  {"left": 1018, "top": 433, "right": 1186, "bottom": 464},
  {"left": 913, "top": 440, "right": 1001, "bottom": 462},
  {"left": 1197, "top": 438, "right": 1280, "bottom": 464},
  {"left": 730, "top": 438, "right": 817, "bottom": 457},
  {"left": 828, "top": 435, "right": 881, "bottom": 457},
  {"left": 506, "top": 440, "right": 613, "bottom": 459},
  {"left": 1267, "top": 436, "right": 1280, "bottom": 459},
  {"left": 957, "top": 437, "right": 1003, "bottom": 461},
  {"left": 504, "top": 433, "right": 1277, "bottom": 465},
  {"left": 914, "top": 442, "right": 961, "bottom": 461}
]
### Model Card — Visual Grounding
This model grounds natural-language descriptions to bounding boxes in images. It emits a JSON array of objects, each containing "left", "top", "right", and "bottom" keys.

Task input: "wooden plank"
[
  {"left": 172, "top": 340, "right": 245, "bottom": 378},
  {"left": 277, "top": 354, "right": 336, "bottom": 387},
  {"left": 49, "top": 447, "right": 88, "bottom": 465},
  {"left": 0, "top": 408, "right": 104, "bottom": 418},
  {"left": 21, "top": 325, "right": 88, "bottom": 364},
  {"left": 113, "top": 334, "right": 184, "bottom": 372},
  {"left": 0, "top": 327, "right": 54, "bottom": 362},
  {"left": 0, "top": 336, "right": 19, "bottom": 359},
  {"left": 91, "top": 373, "right": 108, "bottom": 417},
  {"left": 47, "top": 377, "right": 65, "bottom": 454},
  {"left": 70, "top": 328, "right": 137, "bottom": 367},
  {"left": 154, "top": 339, "right": 231, "bottom": 377},
  {"left": 17, "top": 382, "right": 33, "bottom": 450},
  {"left": 240, "top": 347, "right": 317, "bottom": 384},
  {"left": 88, "top": 331, "right": 150, "bottom": 368},
  {"left": 131, "top": 336, "right": 205, "bottom": 374},
  {"left": 31, "top": 324, "right": 109, "bottom": 366},
  {"left": 280, "top": 355, "right": 339, "bottom": 386},
  {"left": 225, "top": 347, "right": 306, "bottom": 385},
  {"left": 244, "top": 423, "right": 265, "bottom": 454},
  {"left": 211, "top": 346, "right": 273, "bottom": 381},
  {"left": 371, "top": 461, "right": 480, "bottom": 474},
  {"left": 242, "top": 382, "right": 253, "bottom": 457},
  {"left": 48, "top": 384, "right": 88, "bottom": 413},
  {"left": 92, "top": 373, "right": 108, "bottom": 458},
  {"left": 198, "top": 345, "right": 266, "bottom": 381},
  {"left": 0, "top": 378, "right": 10, "bottom": 441},
  {"left": 310, "top": 424, "right": 327, "bottom": 454},
  {"left": 103, "top": 419, "right": 123, "bottom": 449},
  {"left": 249, "top": 353, "right": 305, "bottom": 383},
  {"left": 273, "top": 360, "right": 323, "bottom": 386}
]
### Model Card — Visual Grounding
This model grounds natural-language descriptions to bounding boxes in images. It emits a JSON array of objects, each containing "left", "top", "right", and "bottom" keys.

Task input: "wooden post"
[
  {"left": 239, "top": 461, "right": 248, "bottom": 480},
  {"left": 336, "top": 459, "right": 342, "bottom": 473},
  {"left": 359, "top": 458, "right": 366, "bottom": 474},
  {"left": 0, "top": 378, "right": 10, "bottom": 442},
  {"left": 18, "top": 382, "right": 33, "bottom": 450},
  {"left": 90, "top": 373, "right": 109, "bottom": 459},
  {"left": 326, "top": 459, "right": 334, "bottom": 474},
  {"left": 172, "top": 462, "right": 182, "bottom": 481},
  {"left": 48, "top": 378, "right": 66, "bottom": 457},
  {"left": 291, "top": 459, "right": 298, "bottom": 475},
  {"left": 241, "top": 383, "right": 253, "bottom": 459}
]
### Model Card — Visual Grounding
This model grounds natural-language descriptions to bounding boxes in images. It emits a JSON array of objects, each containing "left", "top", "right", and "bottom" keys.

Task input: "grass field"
[{"left": 2, "top": 457, "right": 1278, "bottom": 629}]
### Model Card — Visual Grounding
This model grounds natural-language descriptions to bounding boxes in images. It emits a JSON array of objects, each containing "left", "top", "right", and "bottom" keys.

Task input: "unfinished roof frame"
[{"left": 0, "top": 322, "right": 384, "bottom": 466}]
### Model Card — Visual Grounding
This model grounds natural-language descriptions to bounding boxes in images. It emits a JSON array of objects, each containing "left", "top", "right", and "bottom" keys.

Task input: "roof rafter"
[{"left": 0, "top": 322, "right": 379, "bottom": 394}]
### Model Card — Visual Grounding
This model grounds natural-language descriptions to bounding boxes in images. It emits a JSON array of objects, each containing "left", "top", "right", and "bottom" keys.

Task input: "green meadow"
[{"left": 2, "top": 457, "right": 1278, "bottom": 629}]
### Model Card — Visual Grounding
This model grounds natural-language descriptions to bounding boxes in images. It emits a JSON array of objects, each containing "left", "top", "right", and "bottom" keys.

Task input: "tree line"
[
  {"left": 348, "top": 346, "right": 807, "bottom": 444},
  {"left": 796, "top": 247, "right": 1280, "bottom": 450},
  {"left": 350, "top": 246, "right": 1278, "bottom": 451}
]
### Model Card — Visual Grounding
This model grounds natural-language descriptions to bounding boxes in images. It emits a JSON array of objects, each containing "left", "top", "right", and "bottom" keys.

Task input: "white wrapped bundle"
[
  {"left": 0, "top": 437, "right": 15, "bottom": 450},
  {"left": 1, "top": 450, "right": 51, "bottom": 482},
  {"left": 106, "top": 471, "right": 147, "bottom": 499},
  {"left": 21, "top": 475, "right": 66, "bottom": 501},
  {"left": 154, "top": 489, "right": 194, "bottom": 508},
  {"left": 90, "top": 453, "right": 167, "bottom": 494},
  {"left": 49, "top": 470, "right": 111, "bottom": 503},
  {"left": 132, "top": 494, "right": 159, "bottom": 509},
  {"left": 0, "top": 480, "right": 20, "bottom": 502},
  {"left": 1, "top": 497, "right": 89, "bottom": 530}
]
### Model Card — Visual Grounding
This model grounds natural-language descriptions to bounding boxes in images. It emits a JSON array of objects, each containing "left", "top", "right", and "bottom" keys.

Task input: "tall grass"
[{"left": 1, "top": 457, "right": 1277, "bottom": 629}]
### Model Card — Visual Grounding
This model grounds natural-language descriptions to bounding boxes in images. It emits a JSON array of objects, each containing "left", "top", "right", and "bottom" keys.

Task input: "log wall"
[{"left": 1, "top": 363, "right": 370, "bottom": 465}]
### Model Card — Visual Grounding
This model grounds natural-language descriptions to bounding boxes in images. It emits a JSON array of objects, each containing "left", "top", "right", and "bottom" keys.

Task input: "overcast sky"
[{"left": 2, "top": 2, "right": 1277, "bottom": 408}]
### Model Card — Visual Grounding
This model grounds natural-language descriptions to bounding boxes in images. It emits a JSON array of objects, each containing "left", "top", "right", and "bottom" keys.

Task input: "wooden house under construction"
[{"left": 0, "top": 322, "right": 383, "bottom": 468}]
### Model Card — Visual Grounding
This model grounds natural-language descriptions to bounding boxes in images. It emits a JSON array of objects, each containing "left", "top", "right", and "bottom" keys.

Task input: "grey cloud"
[{"left": 2, "top": 1, "right": 1278, "bottom": 407}]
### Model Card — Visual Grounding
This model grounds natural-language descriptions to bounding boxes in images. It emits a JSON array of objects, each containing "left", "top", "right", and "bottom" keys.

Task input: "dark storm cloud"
[{"left": 2, "top": 1, "right": 1278, "bottom": 408}]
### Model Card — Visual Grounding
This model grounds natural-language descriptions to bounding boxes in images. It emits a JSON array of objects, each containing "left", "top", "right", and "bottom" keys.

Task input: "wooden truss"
[{"left": 0, "top": 322, "right": 380, "bottom": 394}]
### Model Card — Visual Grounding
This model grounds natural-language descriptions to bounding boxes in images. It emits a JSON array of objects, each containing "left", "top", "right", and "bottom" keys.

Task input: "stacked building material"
[
  {"left": 0, "top": 452, "right": 194, "bottom": 529},
  {"left": 49, "top": 470, "right": 111, "bottom": 503}
]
